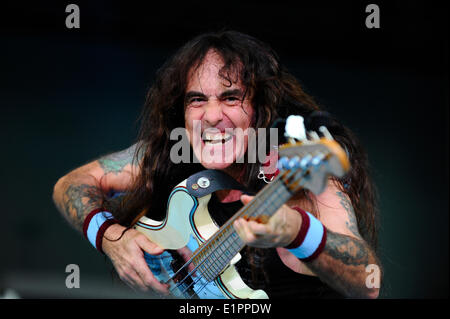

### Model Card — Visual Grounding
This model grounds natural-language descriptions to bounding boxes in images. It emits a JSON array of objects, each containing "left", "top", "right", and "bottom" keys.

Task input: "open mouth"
[{"left": 202, "top": 132, "right": 233, "bottom": 145}]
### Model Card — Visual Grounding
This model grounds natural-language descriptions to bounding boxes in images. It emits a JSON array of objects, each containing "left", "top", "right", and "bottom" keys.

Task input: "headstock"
[{"left": 277, "top": 115, "right": 350, "bottom": 195}]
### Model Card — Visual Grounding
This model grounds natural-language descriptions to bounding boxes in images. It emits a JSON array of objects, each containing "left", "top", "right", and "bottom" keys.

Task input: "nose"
[{"left": 203, "top": 99, "right": 223, "bottom": 126}]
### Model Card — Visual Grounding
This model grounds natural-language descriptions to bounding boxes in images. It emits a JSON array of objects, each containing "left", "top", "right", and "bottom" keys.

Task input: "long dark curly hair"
[{"left": 105, "top": 30, "right": 379, "bottom": 254}]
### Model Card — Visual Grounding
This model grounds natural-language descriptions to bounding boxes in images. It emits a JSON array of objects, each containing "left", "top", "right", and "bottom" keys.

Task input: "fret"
[
  {"left": 200, "top": 256, "right": 217, "bottom": 281},
  {"left": 218, "top": 230, "right": 243, "bottom": 259},
  {"left": 197, "top": 264, "right": 211, "bottom": 281},
  {"left": 209, "top": 257, "right": 220, "bottom": 275},
  {"left": 217, "top": 252, "right": 230, "bottom": 272},
  {"left": 201, "top": 258, "right": 211, "bottom": 275},
  {"left": 247, "top": 181, "right": 290, "bottom": 220},
  {"left": 195, "top": 230, "right": 242, "bottom": 281},
  {"left": 212, "top": 248, "right": 226, "bottom": 265},
  {"left": 201, "top": 243, "right": 226, "bottom": 279},
  {"left": 195, "top": 173, "right": 298, "bottom": 282},
  {"left": 216, "top": 242, "right": 225, "bottom": 254}
]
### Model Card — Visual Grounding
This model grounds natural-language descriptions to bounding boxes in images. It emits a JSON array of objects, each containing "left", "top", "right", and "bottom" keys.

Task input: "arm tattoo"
[
  {"left": 56, "top": 143, "right": 145, "bottom": 230},
  {"left": 323, "top": 229, "right": 369, "bottom": 266},
  {"left": 63, "top": 184, "right": 103, "bottom": 229},
  {"left": 97, "top": 143, "right": 142, "bottom": 175},
  {"left": 301, "top": 193, "right": 379, "bottom": 297},
  {"left": 307, "top": 230, "right": 374, "bottom": 297},
  {"left": 336, "top": 191, "right": 361, "bottom": 238}
]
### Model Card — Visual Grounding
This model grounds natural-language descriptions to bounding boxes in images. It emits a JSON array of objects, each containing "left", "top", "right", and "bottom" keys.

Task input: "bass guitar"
[{"left": 134, "top": 116, "right": 350, "bottom": 298}]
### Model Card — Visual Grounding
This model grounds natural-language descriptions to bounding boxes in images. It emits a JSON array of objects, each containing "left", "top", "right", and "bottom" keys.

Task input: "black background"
[{"left": 0, "top": 0, "right": 448, "bottom": 299}]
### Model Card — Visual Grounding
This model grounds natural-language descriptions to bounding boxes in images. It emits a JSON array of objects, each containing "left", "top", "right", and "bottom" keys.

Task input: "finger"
[
  {"left": 240, "top": 194, "right": 254, "bottom": 205},
  {"left": 134, "top": 236, "right": 169, "bottom": 294},
  {"left": 121, "top": 268, "right": 149, "bottom": 292},
  {"left": 136, "top": 235, "right": 165, "bottom": 256},
  {"left": 134, "top": 256, "right": 169, "bottom": 294},
  {"left": 233, "top": 219, "right": 246, "bottom": 241},
  {"left": 177, "top": 247, "right": 195, "bottom": 273},
  {"left": 234, "top": 218, "right": 257, "bottom": 243},
  {"left": 247, "top": 220, "right": 271, "bottom": 236}
]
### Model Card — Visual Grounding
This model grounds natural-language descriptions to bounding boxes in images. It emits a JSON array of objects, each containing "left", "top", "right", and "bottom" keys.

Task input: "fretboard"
[{"left": 194, "top": 175, "right": 293, "bottom": 282}]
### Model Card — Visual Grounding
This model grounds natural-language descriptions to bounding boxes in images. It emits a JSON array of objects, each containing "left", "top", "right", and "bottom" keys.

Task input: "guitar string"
[
  {"left": 187, "top": 154, "right": 330, "bottom": 298},
  {"left": 169, "top": 161, "right": 317, "bottom": 298},
  {"left": 166, "top": 173, "right": 292, "bottom": 296},
  {"left": 174, "top": 169, "right": 302, "bottom": 297},
  {"left": 187, "top": 169, "right": 316, "bottom": 298},
  {"left": 176, "top": 232, "right": 245, "bottom": 297},
  {"left": 183, "top": 186, "right": 292, "bottom": 298},
  {"left": 167, "top": 179, "right": 287, "bottom": 297},
  {"left": 164, "top": 172, "right": 289, "bottom": 290},
  {"left": 168, "top": 153, "right": 328, "bottom": 297},
  {"left": 170, "top": 156, "right": 324, "bottom": 298},
  {"left": 179, "top": 185, "right": 291, "bottom": 298}
]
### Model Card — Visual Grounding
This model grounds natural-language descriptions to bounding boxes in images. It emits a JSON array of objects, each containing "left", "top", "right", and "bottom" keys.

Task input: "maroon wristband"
[
  {"left": 285, "top": 207, "right": 327, "bottom": 262},
  {"left": 82, "top": 208, "right": 103, "bottom": 240},
  {"left": 82, "top": 208, "right": 118, "bottom": 254},
  {"left": 285, "top": 206, "right": 310, "bottom": 249},
  {"left": 96, "top": 219, "right": 118, "bottom": 254}
]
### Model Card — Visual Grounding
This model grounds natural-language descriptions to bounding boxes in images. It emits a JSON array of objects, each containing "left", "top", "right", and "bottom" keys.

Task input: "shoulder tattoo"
[{"left": 97, "top": 143, "right": 143, "bottom": 175}]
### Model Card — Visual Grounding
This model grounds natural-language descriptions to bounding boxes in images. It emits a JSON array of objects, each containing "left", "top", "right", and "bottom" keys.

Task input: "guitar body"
[{"left": 134, "top": 179, "right": 268, "bottom": 299}]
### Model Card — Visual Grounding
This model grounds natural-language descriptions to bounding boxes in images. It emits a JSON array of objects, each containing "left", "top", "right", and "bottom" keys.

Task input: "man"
[{"left": 53, "top": 30, "right": 381, "bottom": 298}]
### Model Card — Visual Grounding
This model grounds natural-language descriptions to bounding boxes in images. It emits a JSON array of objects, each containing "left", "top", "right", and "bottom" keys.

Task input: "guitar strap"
[{"left": 185, "top": 169, "right": 248, "bottom": 198}]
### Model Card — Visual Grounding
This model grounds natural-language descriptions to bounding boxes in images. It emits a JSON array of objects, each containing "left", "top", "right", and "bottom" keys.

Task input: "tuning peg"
[
  {"left": 311, "top": 153, "right": 326, "bottom": 166},
  {"left": 318, "top": 126, "right": 334, "bottom": 140},
  {"left": 288, "top": 156, "right": 301, "bottom": 169},
  {"left": 277, "top": 156, "right": 290, "bottom": 170},
  {"left": 308, "top": 131, "right": 320, "bottom": 141},
  {"left": 299, "top": 154, "right": 313, "bottom": 169},
  {"left": 284, "top": 115, "right": 307, "bottom": 141}
]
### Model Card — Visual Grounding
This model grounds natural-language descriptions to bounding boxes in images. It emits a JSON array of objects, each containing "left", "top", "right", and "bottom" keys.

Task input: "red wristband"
[
  {"left": 285, "top": 207, "right": 327, "bottom": 262},
  {"left": 83, "top": 208, "right": 118, "bottom": 254},
  {"left": 285, "top": 207, "right": 310, "bottom": 249}
]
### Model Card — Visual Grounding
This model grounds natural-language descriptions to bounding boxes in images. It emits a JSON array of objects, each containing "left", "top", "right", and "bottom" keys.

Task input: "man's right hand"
[{"left": 102, "top": 223, "right": 170, "bottom": 294}]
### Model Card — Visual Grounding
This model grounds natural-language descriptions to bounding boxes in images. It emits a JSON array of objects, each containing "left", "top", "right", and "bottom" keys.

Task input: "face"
[{"left": 184, "top": 50, "right": 254, "bottom": 171}]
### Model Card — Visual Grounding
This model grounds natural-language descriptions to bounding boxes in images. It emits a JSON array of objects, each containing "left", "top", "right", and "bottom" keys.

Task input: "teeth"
[{"left": 203, "top": 132, "right": 233, "bottom": 144}]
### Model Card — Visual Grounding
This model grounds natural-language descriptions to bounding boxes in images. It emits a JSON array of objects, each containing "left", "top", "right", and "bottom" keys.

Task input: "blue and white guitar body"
[{"left": 134, "top": 180, "right": 268, "bottom": 299}]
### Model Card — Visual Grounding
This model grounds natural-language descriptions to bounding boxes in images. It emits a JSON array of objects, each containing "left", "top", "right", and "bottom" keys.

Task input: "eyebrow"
[
  {"left": 219, "top": 89, "right": 244, "bottom": 99},
  {"left": 184, "top": 89, "right": 245, "bottom": 102}
]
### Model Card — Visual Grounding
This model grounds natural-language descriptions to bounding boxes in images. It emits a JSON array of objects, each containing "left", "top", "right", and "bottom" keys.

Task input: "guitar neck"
[
  {"left": 227, "top": 174, "right": 293, "bottom": 227},
  {"left": 194, "top": 173, "right": 294, "bottom": 282}
]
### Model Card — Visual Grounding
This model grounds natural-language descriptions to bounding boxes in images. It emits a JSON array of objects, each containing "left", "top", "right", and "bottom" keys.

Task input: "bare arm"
[
  {"left": 236, "top": 181, "right": 381, "bottom": 299},
  {"left": 52, "top": 143, "right": 169, "bottom": 293},
  {"left": 305, "top": 229, "right": 380, "bottom": 298},
  {"left": 302, "top": 189, "right": 381, "bottom": 298},
  {"left": 53, "top": 143, "right": 141, "bottom": 230}
]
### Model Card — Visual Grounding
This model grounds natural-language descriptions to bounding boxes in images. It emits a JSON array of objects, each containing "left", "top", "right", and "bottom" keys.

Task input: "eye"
[
  {"left": 224, "top": 96, "right": 241, "bottom": 105},
  {"left": 187, "top": 97, "right": 206, "bottom": 107}
]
